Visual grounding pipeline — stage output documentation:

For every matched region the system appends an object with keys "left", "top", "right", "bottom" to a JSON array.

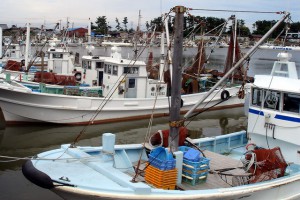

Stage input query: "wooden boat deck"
[
  {"left": 179, "top": 150, "right": 247, "bottom": 190},
  {"left": 131, "top": 149, "right": 250, "bottom": 190}
]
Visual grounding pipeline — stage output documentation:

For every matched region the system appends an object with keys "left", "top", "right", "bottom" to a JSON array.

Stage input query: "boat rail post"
[{"left": 102, "top": 133, "right": 116, "bottom": 161}]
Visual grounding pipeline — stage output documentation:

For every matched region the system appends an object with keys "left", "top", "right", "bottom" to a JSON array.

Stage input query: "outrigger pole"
[{"left": 184, "top": 11, "right": 290, "bottom": 119}]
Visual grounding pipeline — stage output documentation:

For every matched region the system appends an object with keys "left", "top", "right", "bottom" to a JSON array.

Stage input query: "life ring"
[
  {"left": 74, "top": 72, "right": 82, "bottom": 82},
  {"left": 221, "top": 90, "right": 230, "bottom": 100}
]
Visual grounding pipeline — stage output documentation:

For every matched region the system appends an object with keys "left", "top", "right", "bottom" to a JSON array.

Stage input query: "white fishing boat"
[
  {"left": 0, "top": 58, "right": 242, "bottom": 125},
  {"left": 259, "top": 44, "right": 300, "bottom": 51},
  {"left": 21, "top": 7, "right": 300, "bottom": 200},
  {"left": 0, "top": 15, "right": 244, "bottom": 125}
]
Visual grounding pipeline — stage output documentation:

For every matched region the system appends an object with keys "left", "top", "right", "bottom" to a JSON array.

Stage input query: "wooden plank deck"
[
  {"left": 129, "top": 150, "right": 250, "bottom": 190},
  {"left": 179, "top": 150, "right": 249, "bottom": 190}
]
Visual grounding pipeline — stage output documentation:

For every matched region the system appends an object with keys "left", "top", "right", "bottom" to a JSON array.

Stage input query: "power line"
[{"left": 188, "top": 8, "right": 285, "bottom": 14}]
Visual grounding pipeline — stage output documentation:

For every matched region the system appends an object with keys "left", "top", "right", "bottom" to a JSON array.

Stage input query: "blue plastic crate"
[
  {"left": 183, "top": 164, "right": 209, "bottom": 174},
  {"left": 183, "top": 170, "right": 208, "bottom": 179},
  {"left": 179, "top": 146, "right": 203, "bottom": 162},
  {"left": 183, "top": 157, "right": 210, "bottom": 170},
  {"left": 184, "top": 148, "right": 200, "bottom": 161},
  {"left": 182, "top": 172, "right": 208, "bottom": 186},
  {"left": 148, "top": 154, "right": 176, "bottom": 170}
]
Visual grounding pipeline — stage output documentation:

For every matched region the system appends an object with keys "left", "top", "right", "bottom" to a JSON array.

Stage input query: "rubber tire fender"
[{"left": 221, "top": 90, "right": 230, "bottom": 100}]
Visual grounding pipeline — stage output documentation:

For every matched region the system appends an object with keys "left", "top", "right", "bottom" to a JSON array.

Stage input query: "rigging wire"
[
  {"left": 188, "top": 8, "right": 285, "bottom": 14},
  {"left": 71, "top": 24, "right": 160, "bottom": 146}
]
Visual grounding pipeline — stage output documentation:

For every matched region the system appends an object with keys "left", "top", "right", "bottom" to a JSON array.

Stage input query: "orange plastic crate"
[{"left": 145, "top": 164, "right": 177, "bottom": 189}]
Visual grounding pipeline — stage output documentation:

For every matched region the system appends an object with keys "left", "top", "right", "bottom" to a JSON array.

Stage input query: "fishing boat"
[
  {"left": 0, "top": 47, "right": 242, "bottom": 125},
  {"left": 0, "top": 16, "right": 245, "bottom": 126},
  {"left": 259, "top": 44, "right": 300, "bottom": 51},
  {"left": 21, "top": 6, "right": 300, "bottom": 199}
]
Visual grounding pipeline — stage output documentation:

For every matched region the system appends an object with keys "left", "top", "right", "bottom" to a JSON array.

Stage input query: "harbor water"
[{"left": 0, "top": 46, "right": 300, "bottom": 199}]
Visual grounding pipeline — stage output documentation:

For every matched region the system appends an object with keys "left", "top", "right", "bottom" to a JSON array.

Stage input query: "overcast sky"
[{"left": 1, "top": 0, "right": 299, "bottom": 30}]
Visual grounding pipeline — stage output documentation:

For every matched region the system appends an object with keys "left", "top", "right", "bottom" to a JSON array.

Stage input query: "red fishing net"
[{"left": 245, "top": 147, "right": 288, "bottom": 183}]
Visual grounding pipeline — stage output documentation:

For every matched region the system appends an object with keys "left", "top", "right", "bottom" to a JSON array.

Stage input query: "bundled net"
[{"left": 244, "top": 147, "right": 288, "bottom": 183}]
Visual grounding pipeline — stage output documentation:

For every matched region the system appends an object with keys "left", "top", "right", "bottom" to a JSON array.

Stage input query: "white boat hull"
[
  {"left": 0, "top": 85, "right": 243, "bottom": 125},
  {"left": 22, "top": 132, "right": 300, "bottom": 200},
  {"left": 52, "top": 179, "right": 300, "bottom": 200}
]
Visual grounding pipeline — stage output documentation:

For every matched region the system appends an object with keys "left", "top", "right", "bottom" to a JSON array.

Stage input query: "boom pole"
[{"left": 184, "top": 11, "right": 290, "bottom": 119}]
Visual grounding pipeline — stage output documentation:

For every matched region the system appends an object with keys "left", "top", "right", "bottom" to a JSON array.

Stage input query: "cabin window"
[
  {"left": 96, "top": 62, "right": 104, "bottom": 69},
  {"left": 104, "top": 64, "right": 108, "bottom": 73},
  {"left": 264, "top": 90, "right": 280, "bottom": 110},
  {"left": 53, "top": 53, "right": 63, "bottom": 59},
  {"left": 112, "top": 65, "right": 118, "bottom": 75},
  {"left": 252, "top": 88, "right": 263, "bottom": 107},
  {"left": 82, "top": 60, "right": 91, "bottom": 69},
  {"left": 273, "top": 63, "right": 289, "bottom": 77},
  {"left": 124, "top": 67, "right": 139, "bottom": 74},
  {"left": 128, "top": 79, "right": 136, "bottom": 88},
  {"left": 107, "top": 65, "right": 112, "bottom": 74},
  {"left": 283, "top": 93, "right": 300, "bottom": 113}
]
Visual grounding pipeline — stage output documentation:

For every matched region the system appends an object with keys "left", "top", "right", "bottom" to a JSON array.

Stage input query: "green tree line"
[{"left": 92, "top": 15, "right": 300, "bottom": 38}]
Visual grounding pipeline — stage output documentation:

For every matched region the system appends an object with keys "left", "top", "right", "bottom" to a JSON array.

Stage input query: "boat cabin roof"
[
  {"left": 254, "top": 52, "right": 299, "bottom": 93},
  {"left": 270, "top": 52, "right": 298, "bottom": 79},
  {"left": 254, "top": 75, "right": 300, "bottom": 94}
]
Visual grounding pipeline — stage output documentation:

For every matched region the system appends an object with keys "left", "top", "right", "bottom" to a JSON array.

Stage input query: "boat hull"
[
  {"left": 22, "top": 131, "right": 300, "bottom": 200},
  {"left": 0, "top": 85, "right": 244, "bottom": 125},
  {"left": 51, "top": 180, "right": 300, "bottom": 200}
]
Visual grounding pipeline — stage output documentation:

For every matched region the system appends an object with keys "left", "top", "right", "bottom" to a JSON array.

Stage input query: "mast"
[
  {"left": 0, "top": 27, "right": 2, "bottom": 59},
  {"left": 24, "top": 23, "right": 31, "bottom": 71},
  {"left": 88, "top": 18, "right": 91, "bottom": 44},
  {"left": 164, "top": 14, "right": 172, "bottom": 83},
  {"left": 169, "top": 6, "right": 185, "bottom": 152},
  {"left": 133, "top": 10, "right": 141, "bottom": 59},
  {"left": 159, "top": 23, "right": 165, "bottom": 81},
  {"left": 184, "top": 12, "right": 290, "bottom": 119}
]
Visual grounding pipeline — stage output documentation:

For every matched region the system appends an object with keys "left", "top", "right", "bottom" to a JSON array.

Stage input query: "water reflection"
[{"left": 0, "top": 107, "right": 246, "bottom": 157}]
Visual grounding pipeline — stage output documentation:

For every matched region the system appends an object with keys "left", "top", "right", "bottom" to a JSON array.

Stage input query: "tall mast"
[
  {"left": 24, "top": 23, "right": 31, "bottom": 71},
  {"left": 0, "top": 27, "right": 2, "bottom": 59},
  {"left": 159, "top": 22, "right": 165, "bottom": 81},
  {"left": 169, "top": 6, "right": 185, "bottom": 152},
  {"left": 88, "top": 18, "right": 91, "bottom": 44}
]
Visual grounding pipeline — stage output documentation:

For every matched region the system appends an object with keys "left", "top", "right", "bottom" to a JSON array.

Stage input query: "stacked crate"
[
  {"left": 179, "top": 146, "right": 210, "bottom": 186},
  {"left": 145, "top": 147, "right": 177, "bottom": 189}
]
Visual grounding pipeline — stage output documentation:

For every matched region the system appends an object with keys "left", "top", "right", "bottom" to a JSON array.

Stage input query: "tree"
[
  {"left": 94, "top": 16, "right": 109, "bottom": 34},
  {"left": 115, "top": 18, "right": 121, "bottom": 31},
  {"left": 150, "top": 17, "right": 163, "bottom": 32},
  {"left": 145, "top": 21, "right": 150, "bottom": 31},
  {"left": 290, "top": 22, "right": 300, "bottom": 33},
  {"left": 205, "top": 17, "right": 226, "bottom": 34},
  {"left": 122, "top": 17, "right": 128, "bottom": 31},
  {"left": 252, "top": 20, "right": 285, "bottom": 38},
  {"left": 227, "top": 19, "right": 250, "bottom": 37}
]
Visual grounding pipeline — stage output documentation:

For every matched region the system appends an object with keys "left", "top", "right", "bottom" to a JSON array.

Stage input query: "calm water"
[{"left": 0, "top": 46, "right": 300, "bottom": 199}]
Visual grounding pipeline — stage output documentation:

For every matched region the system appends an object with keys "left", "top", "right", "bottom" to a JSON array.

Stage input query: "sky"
[{"left": 1, "top": 0, "right": 300, "bottom": 31}]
